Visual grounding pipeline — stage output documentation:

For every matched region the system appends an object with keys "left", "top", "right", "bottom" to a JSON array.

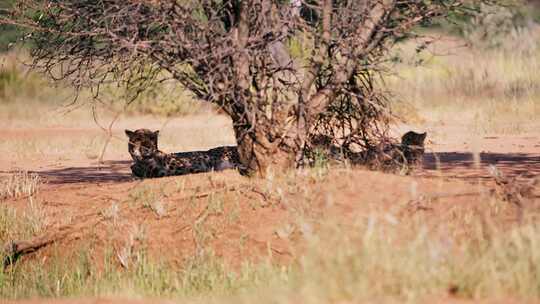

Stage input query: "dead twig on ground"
[
  {"left": 2, "top": 213, "right": 103, "bottom": 267},
  {"left": 405, "top": 191, "right": 490, "bottom": 213}
]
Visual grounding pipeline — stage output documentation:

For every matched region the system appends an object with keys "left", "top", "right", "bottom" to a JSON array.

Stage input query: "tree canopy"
[{"left": 1, "top": 0, "right": 510, "bottom": 176}]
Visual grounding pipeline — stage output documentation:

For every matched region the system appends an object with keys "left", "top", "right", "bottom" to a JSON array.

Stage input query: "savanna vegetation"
[
  {"left": 0, "top": 1, "right": 539, "bottom": 304},
  {"left": 3, "top": 0, "right": 529, "bottom": 176}
]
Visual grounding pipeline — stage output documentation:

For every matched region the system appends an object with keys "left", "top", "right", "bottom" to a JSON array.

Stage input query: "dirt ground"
[{"left": 1, "top": 114, "right": 539, "bottom": 303}]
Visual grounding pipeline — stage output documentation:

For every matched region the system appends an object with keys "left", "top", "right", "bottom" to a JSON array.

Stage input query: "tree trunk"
[{"left": 232, "top": 123, "right": 295, "bottom": 177}]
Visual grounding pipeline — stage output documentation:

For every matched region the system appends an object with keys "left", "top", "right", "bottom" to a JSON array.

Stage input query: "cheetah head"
[
  {"left": 401, "top": 131, "right": 427, "bottom": 150},
  {"left": 125, "top": 129, "right": 160, "bottom": 161}
]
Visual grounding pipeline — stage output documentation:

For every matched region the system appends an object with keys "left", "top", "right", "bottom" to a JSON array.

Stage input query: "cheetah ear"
[
  {"left": 420, "top": 132, "right": 427, "bottom": 141},
  {"left": 125, "top": 129, "right": 134, "bottom": 138},
  {"left": 153, "top": 130, "right": 160, "bottom": 137}
]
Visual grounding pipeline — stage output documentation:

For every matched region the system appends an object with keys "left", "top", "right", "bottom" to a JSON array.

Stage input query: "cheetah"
[
  {"left": 368, "top": 130, "right": 427, "bottom": 173},
  {"left": 400, "top": 130, "right": 427, "bottom": 168},
  {"left": 308, "top": 130, "right": 427, "bottom": 173},
  {"left": 125, "top": 129, "right": 159, "bottom": 163},
  {"left": 125, "top": 129, "right": 241, "bottom": 178}
]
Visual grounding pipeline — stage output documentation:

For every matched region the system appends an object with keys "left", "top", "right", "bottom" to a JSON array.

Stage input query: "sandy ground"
[{"left": 1, "top": 114, "right": 539, "bottom": 303}]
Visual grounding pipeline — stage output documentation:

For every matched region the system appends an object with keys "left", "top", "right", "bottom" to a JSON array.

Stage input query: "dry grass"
[
  {"left": 1, "top": 180, "right": 539, "bottom": 302},
  {"left": 388, "top": 25, "right": 540, "bottom": 134},
  {"left": 0, "top": 198, "right": 45, "bottom": 241},
  {"left": 0, "top": 136, "right": 107, "bottom": 160},
  {"left": 0, "top": 50, "right": 211, "bottom": 126},
  {"left": 0, "top": 171, "right": 42, "bottom": 200},
  {"left": 128, "top": 185, "right": 168, "bottom": 219}
]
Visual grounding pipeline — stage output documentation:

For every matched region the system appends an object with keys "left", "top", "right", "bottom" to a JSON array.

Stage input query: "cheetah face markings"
[
  {"left": 125, "top": 129, "right": 159, "bottom": 162},
  {"left": 400, "top": 131, "right": 427, "bottom": 167},
  {"left": 401, "top": 131, "right": 427, "bottom": 150}
]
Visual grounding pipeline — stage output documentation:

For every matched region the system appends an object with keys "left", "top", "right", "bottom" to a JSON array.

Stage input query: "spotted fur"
[
  {"left": 125, "top": 129, "right": 241, "bottom": 178},
  {"left": 308, "top": 130, "right": 427, "bottom": 174},
  {"left": 125, "top": 129, "right": 159, "bottom": 162}
]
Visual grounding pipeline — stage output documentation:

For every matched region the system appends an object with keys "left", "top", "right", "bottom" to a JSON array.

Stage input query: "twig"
[
  {"left": 405, "top": 191, "right": 490, "bottom": 213},
  {"left": 2, "top": 214, "right": 103, "bottom": 267},
  {"left": 92, "top": 104, "right": 123, "bottom": 166}
]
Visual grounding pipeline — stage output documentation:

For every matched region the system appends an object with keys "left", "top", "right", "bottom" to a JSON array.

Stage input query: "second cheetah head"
[
  {"left": 401, "top": 131, "right": 427, "bottom": 167},
  {"left": 125, "top": 129, "right": 160, "bottom": 161},
  {"left": 401, "top": 131, "right": 427, "bottom": 150}
]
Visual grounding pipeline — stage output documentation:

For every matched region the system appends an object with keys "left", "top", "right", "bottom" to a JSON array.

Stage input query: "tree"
[{"left": 2, "top": 0, "right": 502, "bottom": 176}]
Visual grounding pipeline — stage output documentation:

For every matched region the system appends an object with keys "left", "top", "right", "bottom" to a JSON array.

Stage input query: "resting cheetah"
[
  {"left": 400, "top": 130, "right": 427, "bottom": 167},
  {"left": 309, "top": 130, "right": 427, "bottom": 173},
  {"left": 367, "top": 130, "right": 427, "bottom": 173},
  {"left": 125, "top": 129, "right": 241, "bottom": 178}
]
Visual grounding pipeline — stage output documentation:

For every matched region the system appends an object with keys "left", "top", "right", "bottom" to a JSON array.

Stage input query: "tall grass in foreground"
[
  {"left": 0, "top": 200, "right": 45, "bottom": 241},
  {"left": 2, "top": 205, "right": 540, "bottom": 302}
]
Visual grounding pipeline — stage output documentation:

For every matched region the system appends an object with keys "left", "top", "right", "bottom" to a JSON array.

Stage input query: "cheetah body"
[
  {"left": 308, "top": 130, "right": 427, "bottom": 173},
  {"left": 125, "top": 129, "right": 241, "bottom": 178}
]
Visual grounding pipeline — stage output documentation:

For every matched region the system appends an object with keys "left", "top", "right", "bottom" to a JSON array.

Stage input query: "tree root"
[
  {"left": 2, "top": 234, "right": 64, "bottom": 267},
  {"left": 2, "top": 214, "right": 103, "bottom": 268}
]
